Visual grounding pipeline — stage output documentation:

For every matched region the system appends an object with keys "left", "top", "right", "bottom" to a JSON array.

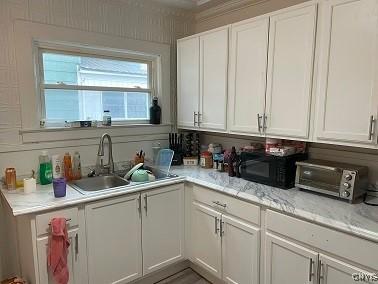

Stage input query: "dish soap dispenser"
[
  {"left": 149, "top": 96, "right": 161, "bottom": 124},
  {"left": 39, "top": 151, "right": 53, "bottom": 185}
]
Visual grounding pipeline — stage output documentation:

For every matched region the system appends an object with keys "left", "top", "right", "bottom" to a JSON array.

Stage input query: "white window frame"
[{"left": 36, "top": 43, "right": 159, "bottom": 127}]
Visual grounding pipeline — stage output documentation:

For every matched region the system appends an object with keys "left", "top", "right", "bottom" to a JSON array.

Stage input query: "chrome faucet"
[{"left": 97, "top": 133, "right": 114, "bottom": 175}]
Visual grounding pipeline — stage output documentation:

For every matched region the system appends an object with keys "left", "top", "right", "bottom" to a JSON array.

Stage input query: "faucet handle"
[{"left": 88, "top": 168, "right": 97, "bottom": 177}]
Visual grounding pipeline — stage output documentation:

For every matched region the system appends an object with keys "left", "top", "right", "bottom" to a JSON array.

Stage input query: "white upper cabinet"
[
  {"left": 315, "top": 0, "right": 378, "bottom": 144},
  {"left": 228, "top": 17, "right": 269, "bottom": 135},
  {"left": 177, "top": 36, "right": 200, "bottom": 129},
  {"left": 199, "top": 27, "right": 229, "bottom": 131},
  {"left": 265, "top": 4, "right": 317, "bottom": 139}
]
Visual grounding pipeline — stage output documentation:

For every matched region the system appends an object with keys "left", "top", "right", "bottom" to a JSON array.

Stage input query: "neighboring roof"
[{"left": 79, "top": 57, "right": 148, "bottom": 76}]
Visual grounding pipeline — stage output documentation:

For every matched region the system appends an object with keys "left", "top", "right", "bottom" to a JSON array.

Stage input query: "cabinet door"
[
  {"left": 85, "top": 194, "right": 142, "bottom": 284},
  {"left": 142, "top": 185, "right": 185, "bottom": 275},
  {"left": 315, "top": 0, "right": 378, "bottom": 144},
  {"left": 36, "top": 228, "right": 81, "bottom": 284},
  {"left": 177, "top": 36, "right": 200, "bottom": 129},
  {"left": 265, "top": 4, "right": 317, "bottom": 139},
  {"left": 222, "top": 215, "right": 260, "bottom": 284},
  {"left": 265, "top": 233, "right": 318, "bottom": 284},
  {"left": 228, "top": 18, "right": 269, "bottom": 135},
  {"left": 199, "top": 27, "right": 229, "bottom": 131},
  {"left": 319, "top": 254, "right": 376, "bottom": 284},
  {"left": 191, "top": 202, "right": 222, "bottom": 278}
]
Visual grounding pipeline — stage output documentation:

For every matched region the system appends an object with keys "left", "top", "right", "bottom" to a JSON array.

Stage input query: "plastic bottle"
[
  {"left": 39, "top": 151, "right": 53, "bottom": 185},
  {"left": 63, "top": 152, "right": 73, "bottom": 181},
  {"left": 51, "top": 154, "right": 63, "bottom": 179},
  {"left": 149, "top": 97, "right": 161, "bottom": 124},
  {"left": 72, "top": 151, "right": 82, "bottom": 180},
  {"left": 103, "top": 110, "right": 112, "bottom": 126}
]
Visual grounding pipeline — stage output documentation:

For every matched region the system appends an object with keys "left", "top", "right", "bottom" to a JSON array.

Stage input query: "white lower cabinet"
[
  {"left": 191, "top": 199, "right": 260, "bottom": 284},
  {"left": 85, "top": 194, "right": 142, "bottom": 284},
  {"left": 265, "top": 233, "right": 318, "bottom": 284},
  {"left": 222, "top": 215, "right": 260, "bottom": 284},
  {"left": 319, "top": 254, "right": 375, "bottom": 284},
  {"left": 142, "top": 185, "right": 185, "bottom": 275},
  {"left": 85, "top": 184, "right": 184, "bottom": 284},
  {"left": 36, "top": 228, "right": 81, "bottom": 284},
  {"left": 191, "top": 202, "right": 223, "bottom": 278}
]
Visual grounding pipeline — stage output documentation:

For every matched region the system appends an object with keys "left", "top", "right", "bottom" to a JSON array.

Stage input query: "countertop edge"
[{"left": 2, "top": 174, "right": 378, "bottom": 243}]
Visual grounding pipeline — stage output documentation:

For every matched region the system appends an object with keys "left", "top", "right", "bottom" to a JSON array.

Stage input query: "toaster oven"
[{"left": 295, "top": 160, "right": 368, "bottom": 203}]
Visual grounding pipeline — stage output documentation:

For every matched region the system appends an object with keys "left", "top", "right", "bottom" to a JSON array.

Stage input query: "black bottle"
[{"left": 149, "top": 96, "right": 161, "bottom": 124}]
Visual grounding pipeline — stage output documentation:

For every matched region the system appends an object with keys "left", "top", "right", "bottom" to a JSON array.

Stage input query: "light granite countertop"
[{"left": 1, "top": 166, "right": 378, "bottom": 243}]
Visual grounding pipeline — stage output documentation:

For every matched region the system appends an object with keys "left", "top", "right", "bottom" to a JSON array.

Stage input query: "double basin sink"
[{"left": 69, "top": 167, "right": 178, "bottom": 194}]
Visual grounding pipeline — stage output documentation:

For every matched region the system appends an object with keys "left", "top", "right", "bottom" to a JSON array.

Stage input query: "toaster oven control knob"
[
  {"left": 344, "top": 174, "right": 353, "bottom": 181},
  {"left": 342, "top": 190, "right": 350, "bottom": 198},
  {"left": 343, "top": 182, "right": 351, "bottom": 189}
]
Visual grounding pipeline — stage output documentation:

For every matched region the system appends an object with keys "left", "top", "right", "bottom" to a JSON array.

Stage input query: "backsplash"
[{"left": 200, "top": 132, "right": 378, "bottom": 184}]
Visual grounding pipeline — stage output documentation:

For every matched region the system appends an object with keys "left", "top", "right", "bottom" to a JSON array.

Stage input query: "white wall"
[{"left": 0, "top": 0, "right": 194, "bottom": 176}]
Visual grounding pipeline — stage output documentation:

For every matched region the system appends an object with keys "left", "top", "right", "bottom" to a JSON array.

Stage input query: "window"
[{"left": 39, "top": 50, "right": 154, "bottom": 125}]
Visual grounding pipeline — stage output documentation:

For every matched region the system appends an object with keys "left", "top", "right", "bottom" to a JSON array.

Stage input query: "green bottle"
[{"left": 39, "top": 150, "right": 53, "bottom": 185}]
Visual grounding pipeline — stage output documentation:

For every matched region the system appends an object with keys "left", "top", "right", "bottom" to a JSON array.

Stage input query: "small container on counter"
[
  {"left": 72, "top": 151, "right": 82, "bottom": 180},
  {"left": 39, "top": 151, "right": 53, "bottom": 185},
  {"left": 63, "top": 152, "right": 73, "bottom": 181},
  {"left": 23, "top": 177, "right": 36, "bottom": 194},
  {"left": 53, "top": 178, "right": 67, "bottom": 198},
  {"left": 52, "top": 154, "right": 63, "bottom": 179},
  {"left": 102, "top": 110, "right": 112, "bottom": 126},
  {"left": 5, "top": 168, "right": 16, "bottom": 191},
  {"left": 200, "top": 151, "right": 213, "bottom": 169}
]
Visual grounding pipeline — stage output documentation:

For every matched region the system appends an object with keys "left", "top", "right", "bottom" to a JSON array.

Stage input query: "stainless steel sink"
[{"left": 70, "top": 175, "right": 130, "bottom": 193}]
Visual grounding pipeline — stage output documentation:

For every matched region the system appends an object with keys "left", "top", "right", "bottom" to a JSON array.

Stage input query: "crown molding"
[
  {"left": 121, "top": 0, "right": 195, "bottom": 19},
  {"left": 195, "top": 0, "right": 269, "bottom": 22}
]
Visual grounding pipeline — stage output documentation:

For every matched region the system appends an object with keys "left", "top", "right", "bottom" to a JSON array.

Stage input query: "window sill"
[{"left": 20, "top": 124, "right": 172, "bottom": 144}]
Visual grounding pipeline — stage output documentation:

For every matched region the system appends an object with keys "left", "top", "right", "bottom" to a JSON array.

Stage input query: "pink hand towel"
[{"left": 48, "top": 218, "right": 70, "bottom": 284}]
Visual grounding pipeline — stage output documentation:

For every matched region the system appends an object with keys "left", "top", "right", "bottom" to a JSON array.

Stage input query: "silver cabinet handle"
[
  {"left": 144, "top": 194, "right": 148, "bottom": 216},
  {"left": 198, "top": 113, "right": 202, "bottom": 126},
  {"left": 220, "top": 220, "right": 224, "bottom": 237},
  {"left": 257, "top": 114, "right": 263, "bottom": 133},
  {"left": 214, "top": 217, "right": 219, "bottom": 235},
  {"left": 263, "top": 114, "right": 267, "bottom": 131},
  {"left": 318, "top": 260, "right": 323, "bottom": 281},
  {"left": 194, "top": 112, "right": 198, "bottom": 126},
  {"left": 212, "top": 200, "right": 227, "bottom": 208},
  {"left": 369, "top": 115, "right": 375, "bottom": 140},
  {"left": 309, "top": 258, "right": 314, "bottom": 282},
  {"left": 75, "top": 233, "right": 79, "bottom": 256},
  {"left": 138, "top": 195, "right": 142, "bottom": 218}
]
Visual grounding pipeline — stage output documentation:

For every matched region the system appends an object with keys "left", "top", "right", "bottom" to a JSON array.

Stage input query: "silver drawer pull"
[
  {"left": 212, "top": 201, "right": 227, "bottom": 208},
  {"left": 48, "top": 218, "right": 71, "bottom": 226},
  {"left": 369, "top": 115, "right": 375, "bottom": 140}
]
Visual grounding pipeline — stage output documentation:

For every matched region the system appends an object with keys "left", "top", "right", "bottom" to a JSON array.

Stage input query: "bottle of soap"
[
  {"left": 39, "top": 151, "right": 53, "bottom": 185},
  {"left": 72, "top": 151, "right": 82, "bottom": 180},
  {"left": 63, "top": 152, "right": 73, "bottom": 181}
]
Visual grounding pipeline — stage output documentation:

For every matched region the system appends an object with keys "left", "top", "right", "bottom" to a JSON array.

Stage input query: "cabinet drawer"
[
  {"left": 266, "top": 210, "right": 378, "bottom": 270},
  {"left": 192, "top": 185, "right": 260, "bottom": 225},
  {"left": 36, "top": 207, "right": 79, "bottom": 236}
]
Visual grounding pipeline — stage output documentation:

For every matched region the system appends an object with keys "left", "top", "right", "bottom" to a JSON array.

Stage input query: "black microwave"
[{"left": 240, "top": 151, "right": 308, "bottom": 189}]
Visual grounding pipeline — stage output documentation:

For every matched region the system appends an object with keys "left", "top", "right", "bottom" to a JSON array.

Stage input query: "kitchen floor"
[{"left": 156, "top": 268, "right": 210, "bottom": 284}]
